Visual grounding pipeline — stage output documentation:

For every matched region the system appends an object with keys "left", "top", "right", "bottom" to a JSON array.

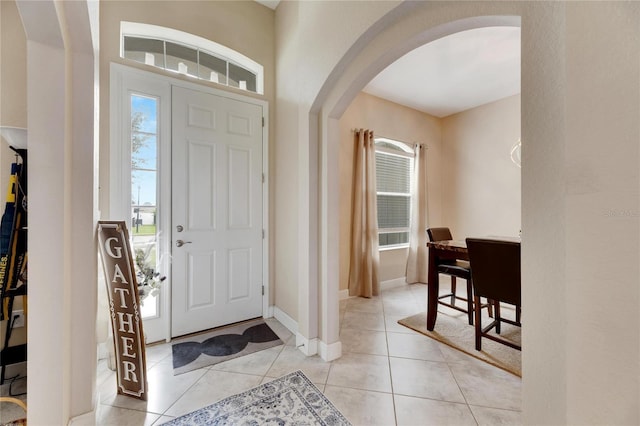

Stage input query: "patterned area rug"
[
  {"left": 162, "top": 370, "right": 351, "bottom": 425},
  {"left": 172, "top": 318, "right": 283, "bottom": 375},
  {"left": 399, "top": 306, "right": 521, "bottom": 377}
]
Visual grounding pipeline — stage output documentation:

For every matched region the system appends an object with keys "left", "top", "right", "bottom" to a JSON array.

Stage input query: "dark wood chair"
[
  {"left": 466, "top": 238, "right": 522, "bottom": 351},
  {"left": 427, "top": 227, "right": 474, "bottom": 325}
]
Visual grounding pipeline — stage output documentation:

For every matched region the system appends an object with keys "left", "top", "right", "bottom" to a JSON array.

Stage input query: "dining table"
[{"left": 426, "top": 236, "right": 520, "bottom": 331}]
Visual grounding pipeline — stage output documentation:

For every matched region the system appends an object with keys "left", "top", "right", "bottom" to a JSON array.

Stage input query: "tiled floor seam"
[{"left": 381, "top": 290, "right": 400, "bottom": 426}]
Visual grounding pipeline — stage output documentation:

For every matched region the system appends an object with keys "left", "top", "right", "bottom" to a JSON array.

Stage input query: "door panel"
[{"left": 172, "top": 86, "right": 263, "bottom": 337}]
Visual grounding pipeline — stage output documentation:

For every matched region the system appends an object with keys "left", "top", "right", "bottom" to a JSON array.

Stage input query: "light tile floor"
[{"left": 96, "top": 283, "right": 522, "bottom": 425}]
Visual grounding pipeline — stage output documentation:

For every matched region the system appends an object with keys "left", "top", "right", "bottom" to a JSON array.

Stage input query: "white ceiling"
[
  {"left": 364, "top": 26, "right": 521, "bottom": 118},
  {"left": 255, "top": 0, "right": 280, "bottom": 10},
  {"left": 252, "top": 1, "right": 520, "bottom": 118}
]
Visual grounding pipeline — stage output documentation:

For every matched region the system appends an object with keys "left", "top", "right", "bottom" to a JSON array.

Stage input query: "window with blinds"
[{"left": 375, "top": 138, "right": 414, "bottom": 249}]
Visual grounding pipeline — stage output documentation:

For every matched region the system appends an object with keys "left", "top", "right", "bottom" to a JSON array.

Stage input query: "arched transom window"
[{"left": 120, "top": 22, "right": 264, "bottom": 94}]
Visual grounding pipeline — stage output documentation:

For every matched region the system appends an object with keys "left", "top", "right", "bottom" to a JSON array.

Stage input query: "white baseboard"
[
  {"left": 272, "top": 306, "right": 298, "bottom": 336},
  {"left": 380, "top": 277, "right": 407, "bottom": 291},
  {"left": 296, "top": 333, "right": 318, "bottom": 356},
  {"left": 339, "top": 278, "right": 406, "bottom": 300},
  {"left": 271, "top": 305, "right": 342, "bottom": 360},
  {"left": 68, "top": 403, "right": 98, "bottom": 426},
  {"left": 318, "top": 340, "right": 342, "bottom": 362},
  {"left": 263, "top": 305, "right": 275, "bottom": 319}
]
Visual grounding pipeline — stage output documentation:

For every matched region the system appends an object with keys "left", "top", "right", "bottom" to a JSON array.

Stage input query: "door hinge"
[
  {"left": 262, "top": 229, "right": 265, "bottom": 239},
  {"left": 262, "top": 285, "right": 265, "bottom": 295},
  {"left": 262, "top": 173, "right": 265, "bottom": 183},
  {"left": 262, "top": 117, "right": 265, "bottom": 127}
]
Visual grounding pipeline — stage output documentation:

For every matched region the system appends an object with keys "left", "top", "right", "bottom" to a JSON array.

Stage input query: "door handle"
[{"left": 176, "top": 240, "right": 192, "bottom": 247}]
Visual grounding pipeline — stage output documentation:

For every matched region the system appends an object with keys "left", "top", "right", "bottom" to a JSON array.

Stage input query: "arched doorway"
[
  {"left": 308, "top": 11, "right": 521, "bottom": 360},
  {"left": 288, "top": 2, "right": 569, "bottom": 422}
]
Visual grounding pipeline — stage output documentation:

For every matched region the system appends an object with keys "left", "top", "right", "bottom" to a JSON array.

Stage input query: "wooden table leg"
[{"left": 427, "top": 247, "right": 439, "bottom": 331}]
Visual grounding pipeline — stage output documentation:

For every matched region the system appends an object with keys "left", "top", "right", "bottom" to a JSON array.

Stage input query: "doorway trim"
[{"left": 109, "top": 63, "right": 270, "bottom": 342}]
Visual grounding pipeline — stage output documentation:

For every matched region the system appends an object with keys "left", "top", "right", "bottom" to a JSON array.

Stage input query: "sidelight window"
[{"left": 130, "top": 94, "right": 159, "bottom": 318}]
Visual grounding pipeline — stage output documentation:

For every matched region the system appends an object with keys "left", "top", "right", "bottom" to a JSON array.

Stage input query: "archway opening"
[{"left": 309, "top": 13, "right": 522, "bottom": 360}]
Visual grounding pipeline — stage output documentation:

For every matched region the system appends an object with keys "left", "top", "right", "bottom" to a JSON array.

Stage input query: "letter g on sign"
[{"left": 105, "top": 237, "right": 123, "bottom": 258}]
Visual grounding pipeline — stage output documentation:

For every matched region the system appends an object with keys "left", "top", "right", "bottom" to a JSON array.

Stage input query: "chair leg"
[
  {"left": 450, "top": 277, "right": 457, "bottom": 305},
  {"left": 474, "top": 295, "right": 482, "bottom": 351},
  {"left": 486, "top": 298, "right": 494, "bottom": 318},
  {"left": 495, "top": 302, "right": 501, "bottom": 334},
  {"left": 466, "top": 279, "right": 473, "bottom": 325}
]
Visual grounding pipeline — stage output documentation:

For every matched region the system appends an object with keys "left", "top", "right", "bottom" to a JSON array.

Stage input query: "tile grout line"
[{"left": 380, "top": 292, "right": 400, "bottom": 426}]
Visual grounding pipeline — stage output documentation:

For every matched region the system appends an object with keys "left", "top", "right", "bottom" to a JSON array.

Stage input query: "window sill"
[{"left": 379, "top": 245, "right": 409, "bottom": 252}]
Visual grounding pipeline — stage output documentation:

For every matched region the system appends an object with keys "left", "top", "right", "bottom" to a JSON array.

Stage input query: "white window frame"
[
  {"left": 110, "top": 64, "right": 172, "bottom": 343},
  {"left": 120, "top": 22, "right": 264, "bottom": 94},
  {"left": 375, "top": 137, "right": 414, "bottom": 251}
]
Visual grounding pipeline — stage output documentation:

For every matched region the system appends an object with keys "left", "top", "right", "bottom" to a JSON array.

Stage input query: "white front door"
[{"left": 171, "top": 86, "right": 264, "bottom": 337}]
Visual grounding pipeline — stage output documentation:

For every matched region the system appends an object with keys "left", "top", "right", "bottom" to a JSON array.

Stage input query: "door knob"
[{"left": 176, "top": 240, "right": 192, "bottom": 247}]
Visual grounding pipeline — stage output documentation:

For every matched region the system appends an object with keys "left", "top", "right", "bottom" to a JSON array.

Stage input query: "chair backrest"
[
  {"left": 466, "top": 238, "right": 521, "bottom": 306},
  {"left": 427, "top": 227, "right": 453, "bottom": 242}
]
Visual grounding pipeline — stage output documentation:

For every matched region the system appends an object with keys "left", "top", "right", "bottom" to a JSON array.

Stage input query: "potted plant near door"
[{"left": 134, "top": 246, "right": 166, "bottom": 305}]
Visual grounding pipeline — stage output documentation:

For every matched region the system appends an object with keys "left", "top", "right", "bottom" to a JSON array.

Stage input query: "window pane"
[
  {"left": 131, "top": 204, "right": 157, "bottom": 235},
  {"left": 379, "top": 232, "right": 409, "bottom": 247},
  {"left": 377, "top": 195, "right": 410, "bottom": 229},
  {"left": 131, "top": 95, "right": 158, "bottom": 169},
  {"left": 129, "top": 93, "right": 161, "bottom": 321},
  {"left": 123, "top": 36, "right": 165, "bottom": 67},
  {"left": 199, "top": 51, "right": 228, "bottom": 84},
  {"left": 132, "top": 170, "right": 157, "bottom": 206},
  {"left": 376, "top": 153, "right": 411, "bottom": 193},
  {"left": 132, "top": 135, "right": 157, "bottom": 170},
  {"left": 165, "top": 42, "right": 198, "bottom": 77},
  {"left": 132, "top": 233, "right": 157, "bottom": 318},
  {"left": 131, "top": 95, "right": 158, "bottom": 133},
  {"left": 228, "top": 62, "right": 257, "bottom": 92}
]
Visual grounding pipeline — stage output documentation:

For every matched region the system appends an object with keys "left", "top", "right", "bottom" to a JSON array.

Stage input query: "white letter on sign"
[
  {"left": 112, "top": 264, "right": 129, "bottom": 284},
  {"left": 121, "top": 336, "right": 137, "bottom": 358},
  {"left": 122, "top": 361, "right": 139, "bottom": 383},
  {"left": 105, "top": 237, "right": 123, "bottom": 258},
  {"left": 117, "top": 312, "right": 135, "bottom": 334},
  {"left": 113, "top": 287, "right": 130, "bottom": 308}
]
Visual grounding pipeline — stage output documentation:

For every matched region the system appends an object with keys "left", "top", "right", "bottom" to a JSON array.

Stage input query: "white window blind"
[{"left": 375, "top": 139, "right": 413, "bottom": 248}]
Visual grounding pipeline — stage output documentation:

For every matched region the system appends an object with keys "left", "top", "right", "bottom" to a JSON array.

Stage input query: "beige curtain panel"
[
  {"left": 348, "top": 129, "right": 380, "bottom": 297},
  {"left": 406, "top": 143, "right": 429, "bottom": 284}
]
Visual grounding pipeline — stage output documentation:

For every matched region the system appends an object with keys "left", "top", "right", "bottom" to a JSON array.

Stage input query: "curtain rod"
[{"left": 351, "top": 129, "right": 427, "bottom": 149}]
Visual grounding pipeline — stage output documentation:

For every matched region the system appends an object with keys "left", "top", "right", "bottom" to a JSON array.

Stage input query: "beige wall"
[
  {"left": 564, "top": 2, "right": 639, "bottom": 422},
  {"left": 0, "top": 0, "right": 27, "bottom": 129},
  {"left": 0, "top": 0, "right": 27, "bottom": 351},
  {"left": 440, "top": 94, "right": 521, "bottom": 239},
  {"left": 279, "top": 1, "right": 640, "bottom": 423},
  {"left": 6, "top": 1, "right": 640, "bottom": 423},
  {"left": 0, "top": 0, "right": 27, "bottom": 210},
  {"left": 275, "top": 0, "right": 400, "bottom": 322},
  {"left": 338, "top": 93, "right": 520, "bottom": 290},
  {"left": 99, "top": 0, "right": 276, "bottom": 297},
  {"left": 338, "top": 92, "right": 442, "bottom": 289}
]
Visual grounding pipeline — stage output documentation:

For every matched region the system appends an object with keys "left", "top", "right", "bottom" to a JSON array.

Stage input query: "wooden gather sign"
[{"left": 97, "top": 221, "right": 148, "bottom": 400}]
